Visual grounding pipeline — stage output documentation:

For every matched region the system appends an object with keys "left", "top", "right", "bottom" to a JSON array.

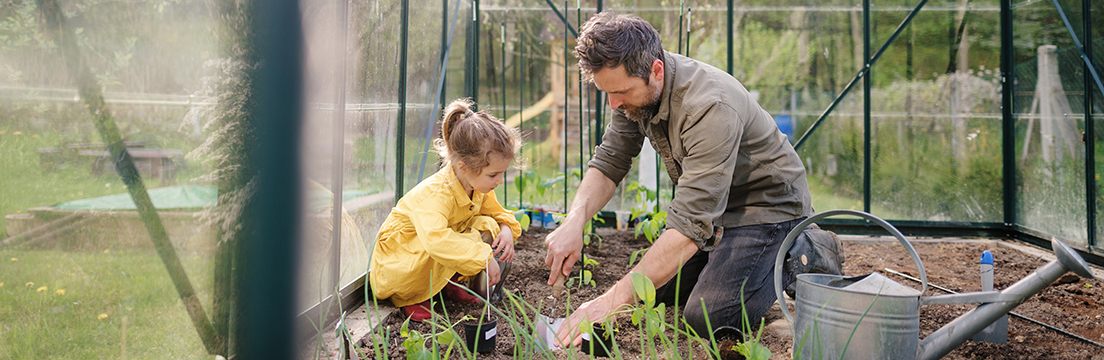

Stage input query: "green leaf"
[
  {"left": 579, "top": 321, "right": 594, "bottom": 334},
  {"left": 735, "top": 341, "right": 772, "bottom": 360},
  {"left": 629, "top": 248, "right": 647, "bottom": 267},
  {"left": 631, "top": 272, "right": 656, "bottom": 308},
  {"left": 437, "top": 330, "right": 456, "bottom": 345},
  {"left": 515, "top": 211, "right": 530, "bottom": 231},
  {"left": 582, "top": 270, "right": 593, "bottom": 285}
]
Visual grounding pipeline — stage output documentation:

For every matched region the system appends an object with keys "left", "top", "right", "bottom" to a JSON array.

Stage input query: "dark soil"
[{"left": 363, "top": 228, "right": 1104, "bottom": 359}]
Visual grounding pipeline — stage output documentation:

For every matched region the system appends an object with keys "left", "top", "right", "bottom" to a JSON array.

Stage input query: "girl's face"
[{"left": 459, "top": 155, "right": 511, "bottom": 195}]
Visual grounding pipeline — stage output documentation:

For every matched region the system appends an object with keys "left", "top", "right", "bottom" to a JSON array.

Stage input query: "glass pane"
[
  {"left": 343, "top": 0, "right": 403, "bottom": 322},
  {"left": 401, "top": 0, "right": 448, "bottom": 195},
  {"left": 1, "top": 0, "right": 220, "bottom": 358},
  {"left": 869, "top": 0, "right": 1004, "bottom": 222},
  {"left": 1013, "top": 0, "right": 1087, "bottom": 244}
]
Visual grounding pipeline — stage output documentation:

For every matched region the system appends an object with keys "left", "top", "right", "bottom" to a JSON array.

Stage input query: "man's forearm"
[
  {"left": 563, "top": 167, "right": 617, "bottom": 227},
  {"left": 604, "top": 228, "right": 700, "bottom": 306}
]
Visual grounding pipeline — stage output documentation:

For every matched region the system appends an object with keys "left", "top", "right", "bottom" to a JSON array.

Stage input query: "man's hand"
[
  {"left": 493, "top": 225, "right": 515, "bottom": 262},
  {"left": 554, "top": 287, "right": 627, "bottom": 348},
  {"left": 544, "top": 220, "right": 585, "bottom": 286}
]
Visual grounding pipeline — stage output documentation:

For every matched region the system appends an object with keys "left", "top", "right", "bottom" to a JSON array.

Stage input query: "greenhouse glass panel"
[
  {"left": 401, "top": 0, "right": 449, "bottom": 196},
  {"left": 1, "top": 0, "right": 225, "bottom": 358},
  {"left": 342, "top": 0, "right": 404, "bottom": 278},
  {"left": 1013, "top": 0, "right": 1087, "bottom": 245},
  {"left": 869, "top": 0, "right": 1004, "bottom": 222}
]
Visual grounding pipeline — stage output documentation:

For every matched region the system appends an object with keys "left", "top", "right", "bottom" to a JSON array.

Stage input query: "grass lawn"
[
  {"left": 0, "top": 128, "right": 125, "bottom": 237},
  {"left": 0, "top": 248, "right": 215, "bottom": 359},
  {"left": 0, "top": 126, "right": 204, "bottom": 237},
  {"left": 808, "top": 179, "right": 903, "bottom": 220},
  {"left": 1, "top": 127, "right": 219, "bottom": 358}
]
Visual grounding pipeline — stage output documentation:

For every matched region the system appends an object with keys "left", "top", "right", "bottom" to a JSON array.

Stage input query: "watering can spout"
[
  {"left": 775, "top": 210, "right": 1097, "bottom": 360},
  {"left": 915, "top": 238, "right": 1095, "bottom": 360}
]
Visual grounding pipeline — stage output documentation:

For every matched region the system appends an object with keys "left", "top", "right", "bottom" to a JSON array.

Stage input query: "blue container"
[
  {"left": 774, "top": 114, "right": 794, "bottom": 143},
  {"left": 543, "top": 211, "right": 557, "bottom": 229},
  {"left": 528, "top": 209, "right": 544, "bottom": 228}
]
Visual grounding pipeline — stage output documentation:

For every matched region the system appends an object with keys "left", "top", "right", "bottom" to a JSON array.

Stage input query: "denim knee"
[{"left": 682, "top": 297, "right": 710, "bottom": 338}]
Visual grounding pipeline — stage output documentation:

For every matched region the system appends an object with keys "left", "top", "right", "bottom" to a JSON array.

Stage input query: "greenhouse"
[{"left": 1, "top": 0, "right": 1102, "bottom": 359}]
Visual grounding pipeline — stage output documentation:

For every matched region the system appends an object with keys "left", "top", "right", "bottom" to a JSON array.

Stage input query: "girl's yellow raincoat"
[{"left": 370, "top": 166, "right": 521, "bottom": 307}]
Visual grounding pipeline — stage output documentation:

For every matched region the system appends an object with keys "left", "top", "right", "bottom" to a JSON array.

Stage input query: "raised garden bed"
[{"left": 359, "top": 227, "right": 1103, "bottom": 359}]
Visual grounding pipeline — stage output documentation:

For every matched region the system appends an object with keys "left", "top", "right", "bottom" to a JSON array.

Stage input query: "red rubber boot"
[{"left": 402, "top": 300, "right": 432, "bottom": 322}]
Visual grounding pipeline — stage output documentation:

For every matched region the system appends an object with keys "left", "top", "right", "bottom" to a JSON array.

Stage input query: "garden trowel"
[{"left": 534, "top": 276, "right": 568, "bottom": 350}]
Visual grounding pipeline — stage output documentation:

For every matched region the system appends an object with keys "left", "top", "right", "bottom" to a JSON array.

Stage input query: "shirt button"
[{"left": 469, "top": 205, "right": 474, "bottom": 210}]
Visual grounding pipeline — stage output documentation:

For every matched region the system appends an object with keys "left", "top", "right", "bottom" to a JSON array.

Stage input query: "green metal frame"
[
  {"left": 263, "top": 0, "right": 1104, "bottom": 352},
  {"left": 240, "top": 0, "right": 302, "bottom": 357}
]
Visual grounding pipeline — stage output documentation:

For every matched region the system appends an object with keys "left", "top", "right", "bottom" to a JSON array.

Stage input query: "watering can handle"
[{"left": 772, "top": 210, "right": 928, "bottom": 334}]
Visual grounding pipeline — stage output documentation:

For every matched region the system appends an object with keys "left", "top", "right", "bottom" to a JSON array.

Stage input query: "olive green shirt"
[{"left": 589, "top": 52, "right": 814, "bottom": 250}]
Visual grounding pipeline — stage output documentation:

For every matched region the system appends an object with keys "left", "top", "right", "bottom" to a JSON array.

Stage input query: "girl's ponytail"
[
  {"left": 440, "top": 98, "right": 474, "bottom": 144},
  {"left": 435, "top": 98, "right": 521, "bottom": 174}
]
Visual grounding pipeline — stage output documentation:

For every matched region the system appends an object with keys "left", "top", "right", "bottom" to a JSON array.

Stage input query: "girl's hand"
[
  {"left": 486, "top": 255, "right": 501, "bottom": 287},
  {"left": 493, "top": 225, "right": 515, "bottom": 262}
]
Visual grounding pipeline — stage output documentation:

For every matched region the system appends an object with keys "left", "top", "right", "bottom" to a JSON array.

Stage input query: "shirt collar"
[{"left": 443, "top": 165, "right": 477, "bottom": 206}]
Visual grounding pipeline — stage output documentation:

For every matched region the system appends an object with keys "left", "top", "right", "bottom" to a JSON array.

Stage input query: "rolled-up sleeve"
[
  {"left": 408, "top": 193, "right": 492, "bottom": 276},
  {"left": 480, "top": 190, "right": 522, "bottom": 241},
  {"left": 666, "top": 101, "right": 742, "bottom": 250},
  {"left": 587, "top": 111, "right": 645, "bottom": 184}
]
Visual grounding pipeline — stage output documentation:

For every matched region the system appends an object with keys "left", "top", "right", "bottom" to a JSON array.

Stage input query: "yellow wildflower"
[
  {"left": 0, "top": 130, "right": 5, "bottom": 134},
  {"left": 12, "top": 131, "right": 21, "bottom": 135},
  {"left": 56, "top": 289, "right": 65, "bottom": 295},
  {"left": 31, "top": 134, "right": 39, "bottom": 138},
  {"left": 98, "top": 313, "right": 108, "bottom": 320},
  {"left": 1, "top": 282, "right": 4, "bottom": 287},
  {"left": 25, "top": 282, "right": 33, "bottom": 287},
  {"left": 10, "top": 258, "right": 16, "bottom": 261},
  {"left": 37, "top": 286, "right": 47, "bottom": 292},
  {"left": 104, "top": 249, "right": 110, "bottom": 254}
]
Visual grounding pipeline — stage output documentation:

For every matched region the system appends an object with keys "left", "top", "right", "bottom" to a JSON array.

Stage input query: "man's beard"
[{"left": 619, "top": 82, "right": 662, "bottom": 122}]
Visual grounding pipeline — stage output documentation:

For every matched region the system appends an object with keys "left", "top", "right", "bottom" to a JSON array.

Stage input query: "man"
[{"left": 545, "top": 12, "right": 840, "bottom": 346}]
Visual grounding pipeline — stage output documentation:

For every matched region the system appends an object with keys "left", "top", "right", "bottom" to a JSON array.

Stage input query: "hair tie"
[{"left": 464, "top": 109, "right": 475, "bottom": 117}]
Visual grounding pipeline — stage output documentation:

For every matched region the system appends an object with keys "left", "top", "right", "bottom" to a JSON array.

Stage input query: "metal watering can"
[{"left": 772, "top": 210, "right": 1096, "bottom": 360}]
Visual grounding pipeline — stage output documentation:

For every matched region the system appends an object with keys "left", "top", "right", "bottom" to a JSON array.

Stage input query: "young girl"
[{"left": 370, "top": 99, "right": 522, "bottom": 321}]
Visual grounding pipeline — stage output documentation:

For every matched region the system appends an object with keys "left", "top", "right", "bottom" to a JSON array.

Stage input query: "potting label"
[{"left": 485, "top": 327, "right": 497, "bottom": 339}]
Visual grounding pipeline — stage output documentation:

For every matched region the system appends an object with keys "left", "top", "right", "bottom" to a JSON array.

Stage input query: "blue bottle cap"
[{"left": 980, "top": 250, "right": 993, "bottom": 265}]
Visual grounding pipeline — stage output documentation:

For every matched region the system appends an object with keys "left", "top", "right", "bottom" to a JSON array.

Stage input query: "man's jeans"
[{"left": 655, "top": 218, "right": 804, "bottom": 338}]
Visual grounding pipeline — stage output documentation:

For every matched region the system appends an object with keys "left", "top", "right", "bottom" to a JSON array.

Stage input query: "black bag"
[{"left": 783, "top": 224, "right": 845, "bottom": 298}]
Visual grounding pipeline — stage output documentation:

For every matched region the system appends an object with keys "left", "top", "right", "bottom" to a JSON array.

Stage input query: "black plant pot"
[
  {"left": 462, "top": 316, "right": 497, "bottom": 354},
  {"left": 712, "top": 326, "right": 746, "bottom": 360},
  {"left": 580, "top": 324, "right": 615, "bottom": 357}
]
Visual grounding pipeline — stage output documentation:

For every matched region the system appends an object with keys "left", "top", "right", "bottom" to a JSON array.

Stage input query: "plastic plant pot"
[
  {"left": 462, "top": 315, "right": 497, "bottom": 354},
  {"left": 712, "top": 326, "right": 745, "bottom": 360},
  {"left": 580, "top": 323, "right": 614, "bottom": 357}
]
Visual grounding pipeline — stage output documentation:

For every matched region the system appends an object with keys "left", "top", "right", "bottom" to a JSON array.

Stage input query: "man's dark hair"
[{"left": 574, "top": 12, "right": 663, "bottom": 84}]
